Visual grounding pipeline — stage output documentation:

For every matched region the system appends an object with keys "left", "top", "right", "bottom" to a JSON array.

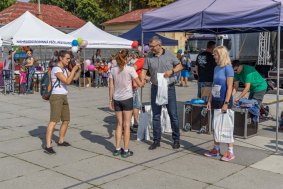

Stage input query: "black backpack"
[{"left": 40, "top": 67, "right": 63, "bottom": 100}]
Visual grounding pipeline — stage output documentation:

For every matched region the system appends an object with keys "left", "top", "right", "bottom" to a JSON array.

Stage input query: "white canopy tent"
[
  {"left": 69, "top": 21, "right": 133, "bottom": 49},
  {"left": 0, "top": 11, "right": 74, "bottom": 47}
]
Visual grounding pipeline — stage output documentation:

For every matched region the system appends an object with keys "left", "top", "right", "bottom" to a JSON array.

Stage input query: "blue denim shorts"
[{"left": 133, "top": 89, "right": 141, "bottom": 109}]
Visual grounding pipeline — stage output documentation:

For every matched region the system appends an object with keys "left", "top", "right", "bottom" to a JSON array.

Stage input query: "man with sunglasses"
[
  {"left": 232, "top": 60, "right": 267, "bottom": 106},
  {"left": 140, "top": 36, "right": 183, "bottom": 150}
]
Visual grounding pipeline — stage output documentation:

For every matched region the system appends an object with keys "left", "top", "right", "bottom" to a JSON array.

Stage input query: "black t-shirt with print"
[{"left": 195, "top": 51, "right": 216, "bottom": 82}]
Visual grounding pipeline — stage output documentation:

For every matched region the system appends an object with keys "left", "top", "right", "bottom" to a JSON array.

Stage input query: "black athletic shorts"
[{"left": 114, "top": 98, "right": 133, "bottom": 111}]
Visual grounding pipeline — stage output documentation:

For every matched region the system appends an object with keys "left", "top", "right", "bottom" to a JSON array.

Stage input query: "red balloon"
[{"left": 131, "top": 41, "right": 138, "bottom": 48}]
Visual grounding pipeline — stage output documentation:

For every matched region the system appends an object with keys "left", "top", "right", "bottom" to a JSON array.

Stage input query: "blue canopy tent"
[
  {"left": 142, "top": 0, "right": 283, "bottom": 151},
  {"left": 142, "top": 0, "right": 282, "bottom": 34},
  {"left": 119, "top": 24, "right": 178, "bottom": 46}
]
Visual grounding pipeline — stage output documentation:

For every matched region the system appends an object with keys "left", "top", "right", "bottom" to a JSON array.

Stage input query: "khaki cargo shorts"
[{"left": 49, "top": 94, "right": 70, "bottom": 122}]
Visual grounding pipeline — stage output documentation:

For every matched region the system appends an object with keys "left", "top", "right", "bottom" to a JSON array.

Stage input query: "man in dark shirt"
[{"left": 195, "top": 41, "right": 216, "bottom": 98}]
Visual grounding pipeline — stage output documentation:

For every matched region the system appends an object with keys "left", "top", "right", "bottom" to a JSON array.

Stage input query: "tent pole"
[
  {"left": 276, "top": 25, "right": 281, "bottom": 152},
  {"left": 44, "top": 46, "right": 46, "bottom": 71},
  {"left": 83, "top": 49, "right": 86, "bottom": 88},
  {"left": 141, "top": 31, "right": 144, "bottom": 104},
  {"left": 11, "top": 44, "right": 15, "bottom": 94}
]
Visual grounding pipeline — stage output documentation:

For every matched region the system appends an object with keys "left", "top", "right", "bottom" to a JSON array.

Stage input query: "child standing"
[
  {"left": 20, "top": 66, "right": 27, "bottom": 95},
  {"left": 102, "top": 62, "right": 109, "bottom": 87},
  {"left": 98, "top": 60, "right": 108, "bottom": 87}
]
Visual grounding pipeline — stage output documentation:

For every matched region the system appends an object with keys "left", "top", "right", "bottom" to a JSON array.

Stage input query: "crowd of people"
[
  {"left": 0, "top": 48, "right": 42, "bottom": 95},
  {"left": 0, "top": 36, "right": 269, "bottom": 163}
]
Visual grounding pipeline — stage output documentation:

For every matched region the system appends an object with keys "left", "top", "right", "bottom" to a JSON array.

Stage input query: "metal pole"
[
  {"left": 276, "top": 25, "right": 280, "bottom": 152},
  {"left": 141, "top": 31, "right": 144, "bottom": 104},
  {"left": 83, "top": 49, "right": 86, "bottom": 87},
  {"left": 11, "top": 44, "right": 15, "bottom": 93}
]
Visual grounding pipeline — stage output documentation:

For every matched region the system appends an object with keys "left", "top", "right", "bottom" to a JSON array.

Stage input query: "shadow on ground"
[
  {"left": 29, "top": 126, "right": 59, "bottom": 147},
  {"left": 80, "top": 130, "right": 115, "bottom": 153}
]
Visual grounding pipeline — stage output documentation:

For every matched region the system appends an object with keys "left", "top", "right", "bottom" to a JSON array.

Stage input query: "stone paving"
[{"left": 1, "top": 81, "right": 283, "bottom": 189}]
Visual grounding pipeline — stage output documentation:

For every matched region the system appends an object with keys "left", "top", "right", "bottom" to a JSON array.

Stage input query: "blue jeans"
[
  {"left": 151, "top": 84, "right": 180, "bottom": 142},
  {"left": 27, "top": 69, "right": 35, "bottom": 92},
  {"left": 94, "top": 71, "right": 99, "bottom": 87},
  {"left": 133, "top": 89, "right": 141, "bottom": 109}
]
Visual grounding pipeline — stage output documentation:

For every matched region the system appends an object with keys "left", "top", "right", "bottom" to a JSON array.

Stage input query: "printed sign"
[{"left": 14, "top": 52, "right": 27, "bottom": 60}]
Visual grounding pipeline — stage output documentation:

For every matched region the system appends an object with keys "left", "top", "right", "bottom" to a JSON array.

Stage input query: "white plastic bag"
[
  {"left": 213, "top": 109, "right": 234, "bottom": 143},
  {"left": 137, "top": 112, "right": 150, "bottom": 141},
  {"left": 144, "top": 105, "right": 152, "bottom": 129},
  {"left": 161, "top": 106, "right": 172, "bottom": 133},
  {"left": 156, "top": 73, "right": 169, "bottom": 105}
]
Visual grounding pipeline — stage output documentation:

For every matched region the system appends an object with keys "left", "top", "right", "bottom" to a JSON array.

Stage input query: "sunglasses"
[{"left": 149, "top": 44, "right": 159, "bottom": 48}]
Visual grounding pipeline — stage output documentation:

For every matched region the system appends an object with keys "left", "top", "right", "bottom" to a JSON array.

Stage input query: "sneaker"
[
  {"left": 44, "top": 147, "right": 56, "bottom": 154},
  {"left": 121, "top": 149, "right": 133, "bottom": 158},
  {"left": 204, "top": 148, "right": 220, "bottom": 157},
  {"left": 113, "top": 148, "right": 124, "bottom": 156},
  {"left": 221, "top": 151, "right": 235, "bottom": 162},
  {"left": 56, "top": 141, "right": 71, "bottom": 146}
]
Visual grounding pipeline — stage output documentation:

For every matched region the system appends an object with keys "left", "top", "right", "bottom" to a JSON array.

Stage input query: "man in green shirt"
[{"left": 232, "top": 60, "right": 267, "bottom": 105}]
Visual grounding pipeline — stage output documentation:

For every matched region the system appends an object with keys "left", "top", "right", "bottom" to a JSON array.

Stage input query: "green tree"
[
  {"left": 0, "top": 0, "right": 16, "bottom": 12},
  {"left": 75, "top": 0, "right": 108, "bottom": 27},
  {"left": 30, "top": 0, "right": 77, "bottom": 14},
  {"left": 29, "top": 0, "right": 176, "bottom": 26},
  {"left": 148, "top": 0, "right": 176, "bottom": 7}
]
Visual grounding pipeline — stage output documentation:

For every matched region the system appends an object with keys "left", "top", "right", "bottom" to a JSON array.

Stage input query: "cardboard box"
[{"left": 201, "top": 87, "right": 212, "bottom": 100}]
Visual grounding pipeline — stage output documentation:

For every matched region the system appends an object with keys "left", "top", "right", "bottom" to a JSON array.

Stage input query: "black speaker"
[
  {"left": 183, "top": 103, "right": 211, "bottom": 134},
  {"left": 233, "top": 108, "right": 258, "bottom": 138}
]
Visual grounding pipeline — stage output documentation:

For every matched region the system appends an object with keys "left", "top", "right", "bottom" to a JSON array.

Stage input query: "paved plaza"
[{"left": 1, "top": 82, "right": 283, "bottom": 189}]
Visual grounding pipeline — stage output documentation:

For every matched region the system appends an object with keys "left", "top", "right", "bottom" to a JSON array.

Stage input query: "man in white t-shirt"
[{"left": 44, "top": 50, "right": 81, "bottom": 154}]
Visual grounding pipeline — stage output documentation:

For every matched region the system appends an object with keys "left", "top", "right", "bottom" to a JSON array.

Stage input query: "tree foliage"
[
  {"left": 148, "top": 0, "right": 176, "bottom": 7},
  {"left": 0, "top": 0, "right": 16, "bottom": 12},
  {"left": 76, "top": 0, "right": 108, "bottom": 27},
  {"left": 29, "top": 0, "right": 177, "bottom": 27}
]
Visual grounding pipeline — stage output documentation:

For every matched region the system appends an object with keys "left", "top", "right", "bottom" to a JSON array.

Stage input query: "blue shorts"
[
  {"left": 181, "top": 70, "right": 190, "bottom": 78},
  {"left": 133, "top": 89, "right": 141, "bottom": 109}
]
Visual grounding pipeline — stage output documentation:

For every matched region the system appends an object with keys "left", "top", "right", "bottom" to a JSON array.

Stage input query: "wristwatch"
[{"left": 224, "top": 101, "right": 229, "bottom": 105}]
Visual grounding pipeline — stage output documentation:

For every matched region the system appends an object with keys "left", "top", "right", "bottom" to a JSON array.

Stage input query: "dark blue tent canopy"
[
  {"left": 142, "top": 0, "right": 283, "bottom": 34},
  {"left": 119, "top": 24, "right": 178, "bottom": 46}
]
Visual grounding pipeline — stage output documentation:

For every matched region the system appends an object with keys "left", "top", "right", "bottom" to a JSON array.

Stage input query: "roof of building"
[
  {"left": 103, "top": 8, "right": 156, "bottom": 25},
  {"left": 0, "top": 2, "right": 86, "bottom": 29}
]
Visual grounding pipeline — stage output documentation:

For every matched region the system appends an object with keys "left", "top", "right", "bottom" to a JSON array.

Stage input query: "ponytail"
[{"left": 116, "top": 49, "right": 129, "bottom": 72}]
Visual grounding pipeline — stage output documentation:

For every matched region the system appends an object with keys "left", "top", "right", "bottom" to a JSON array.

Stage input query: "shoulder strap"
[{"left": 53, "top": 66, "right": 62, "bottom": 88}]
